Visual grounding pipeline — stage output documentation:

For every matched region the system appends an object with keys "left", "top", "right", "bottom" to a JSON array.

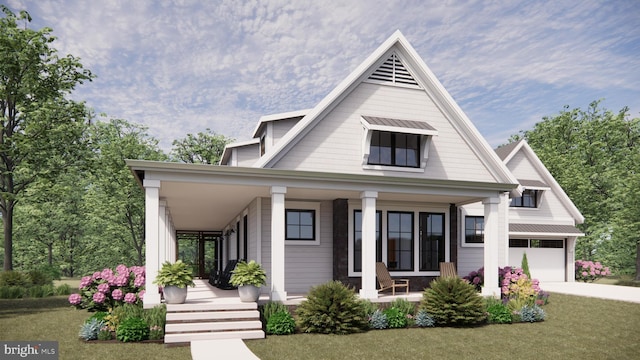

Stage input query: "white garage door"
[{"left": 509, "top": 239, "right": 565, "bottom": 282}]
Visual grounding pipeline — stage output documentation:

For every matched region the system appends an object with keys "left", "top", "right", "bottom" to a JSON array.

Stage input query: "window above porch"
[{"left": 360, "top": 116, "right": 438, "bottom": 172}]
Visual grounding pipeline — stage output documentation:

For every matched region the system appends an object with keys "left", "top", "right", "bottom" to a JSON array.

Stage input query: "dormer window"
[
  {"left": 361, "top": 116, "right": 437, "bottom": 171},
  {"left": 369, "top": 131, "right": 420, "bottom": 168},
  {"left": 510, "top": 180, "right": 549, "bottom": 208},
  {"left": 511, "top": 189, "right": 539, "bottom": 208}
]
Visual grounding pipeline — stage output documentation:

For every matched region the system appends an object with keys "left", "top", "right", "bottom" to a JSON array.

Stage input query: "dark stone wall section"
[
  {"left": 449, "top": 203, "right": 458, "bottom": 265},
  {"left": 332, "top": 199, "right": 361, "bottom": 289}
]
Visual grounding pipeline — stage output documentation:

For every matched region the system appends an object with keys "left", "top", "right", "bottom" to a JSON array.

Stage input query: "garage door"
[{"left": 509, "top": 239, "right": 565, "bottom": 282}]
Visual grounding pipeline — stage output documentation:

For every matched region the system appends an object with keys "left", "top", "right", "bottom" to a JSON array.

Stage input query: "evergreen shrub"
[
  {"left": 421, "top": 277, "right": 486, "bottom": 326},
  {"left": 296, "top": 280, "right": 368, "bottom": 334}
]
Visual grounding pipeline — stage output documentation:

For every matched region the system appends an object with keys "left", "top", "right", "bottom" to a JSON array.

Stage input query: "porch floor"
[{"left": 188, "top": 279, "right": 423, "bottom": 306}]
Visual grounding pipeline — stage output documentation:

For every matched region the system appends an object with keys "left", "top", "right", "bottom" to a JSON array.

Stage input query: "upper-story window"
[
  {"left": 511, "top": 189, "right": 539, "bottom": 208},
  {"left": 368, "top": 131, "right": 420, "bottom": 168},
  {"left": 361, "top": 116, "right": 437, "bottom": 171}
]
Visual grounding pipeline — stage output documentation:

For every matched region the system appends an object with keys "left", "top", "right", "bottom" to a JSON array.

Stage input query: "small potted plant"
[
  {"left": 153, "top": 260, "right": 195, "bottom": 304},
  {"left": 230, "top": 260, "right": 267, "bottom": 302}
]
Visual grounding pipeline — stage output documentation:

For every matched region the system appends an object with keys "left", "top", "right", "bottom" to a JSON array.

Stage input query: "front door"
[{"left": 419, "top": 212, "right": 445, "bottom": 272}]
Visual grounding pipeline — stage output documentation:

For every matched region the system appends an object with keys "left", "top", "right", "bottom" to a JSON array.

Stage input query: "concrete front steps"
[{"left": 164, "top": 301, "right": 265, "bottom": 345}]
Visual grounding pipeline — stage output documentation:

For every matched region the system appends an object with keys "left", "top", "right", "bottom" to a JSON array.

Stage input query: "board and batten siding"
[
  {"left": 271, "top": 82, "right": 496, "bottom": 183},
  {"left": 260, "top": 198, "right": 334, "bottom": 294},
  {"left": 506, "top": 150, "right": 576, "bottom": 225}
]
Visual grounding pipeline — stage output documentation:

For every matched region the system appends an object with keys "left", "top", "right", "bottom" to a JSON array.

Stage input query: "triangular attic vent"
[{"left": 367, "top": 53, "right": 419, "bottom": 87}]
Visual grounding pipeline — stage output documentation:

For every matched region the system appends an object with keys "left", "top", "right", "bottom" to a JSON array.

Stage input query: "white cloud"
[{"left": 7, "top": 0, "right": 640, "bottom": 150}]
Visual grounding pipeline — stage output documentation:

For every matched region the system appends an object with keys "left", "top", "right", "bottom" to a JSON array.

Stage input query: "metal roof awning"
[{"left": 509, "top": 223, "right": 584, "bottom": 237}]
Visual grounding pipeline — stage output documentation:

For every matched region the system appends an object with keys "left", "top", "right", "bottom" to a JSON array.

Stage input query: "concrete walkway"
[
  {"left": 541, "top": 281, "right": 640, "bottom": 303},
  {"left": 191, "top": 339, "right": 260, "bottom": 360}
]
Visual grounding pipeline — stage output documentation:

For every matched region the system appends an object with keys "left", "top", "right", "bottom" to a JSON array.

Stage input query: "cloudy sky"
[{"left": 6, "top": 0, "right": 640, "bottom": 151}]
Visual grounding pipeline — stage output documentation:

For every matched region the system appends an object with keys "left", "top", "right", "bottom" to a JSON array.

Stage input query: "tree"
[
  {"left": 170, "top": 128, "right": 233, "bottom": 164},
  {"left": 85, "top": 118, "right": 166, "bottom": 266},
  {"left": 512, "top": 101, "right": 640, "bottom": 278},
  {"left": 0, "top": 7, "right": 93, "bottom": 270}
]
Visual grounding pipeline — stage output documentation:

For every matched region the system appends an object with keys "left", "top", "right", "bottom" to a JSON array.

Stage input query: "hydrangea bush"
[
  {"left": 69, "top": 265, "right": 145, "bottom": 311},
  {"left": 575, "top": 260, "right": 610, "bottom": 282},
  {"left": 464, "top": 266, "right": 541, "bottom": 301}
]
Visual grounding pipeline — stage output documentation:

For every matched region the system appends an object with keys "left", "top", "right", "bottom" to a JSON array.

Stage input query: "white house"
[{"left": 128, "top": 31, "right": 583, "bottom": 308}]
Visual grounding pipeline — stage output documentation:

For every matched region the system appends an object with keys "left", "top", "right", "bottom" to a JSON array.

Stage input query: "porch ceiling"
[
  {"left": 158, "top": 181, "right": 478, "bottom": 231},
  {"left": 128, "top": 160, "right": 518, "bottom": 232}
]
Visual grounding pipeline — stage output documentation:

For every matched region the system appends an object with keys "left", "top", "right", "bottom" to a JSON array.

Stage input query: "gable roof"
[
  {"left": 499, "top": 139, "right": 585, "bottom": 224},
  {"left": 495, "top": 139, "right": 523, "bottom": 161},
  {"left": 252, "top": 30, "right": 520, "bottom": 189}
]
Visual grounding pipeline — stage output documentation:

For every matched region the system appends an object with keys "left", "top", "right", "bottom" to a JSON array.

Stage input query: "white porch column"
[
  {"left": 498, "top": 192, "right": 510, "bottom": 268},
  {"left": 566, "top": 237, "right": 577, "bottom": 282},
  {"left": 270, "top": 186, "right": 287, "bottom": 301},
  {"left": 167, "top": 211, "right": 176, "bottom": 262},
  {"left": 482, "top": 196, "right": 501, "bottom": 297},
  {"left": 143, "top": 179, "right": 161, "bottom": 308},
  {"left": 360, "top": 191, "right": 379, "bottom": 299},
  {"left": 158, "top": 200, "right": 167, "bottom": 264}
]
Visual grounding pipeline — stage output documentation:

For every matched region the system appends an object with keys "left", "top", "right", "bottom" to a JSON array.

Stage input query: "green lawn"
[
  {"left": 246, "top": 293, "right": 640, "bottom": 360},
  {"left": 0, "top": 293, "right": 638, "bottom": 360},
  {"left": 0, "top": 296, "right": 191, "bottom": 360}
]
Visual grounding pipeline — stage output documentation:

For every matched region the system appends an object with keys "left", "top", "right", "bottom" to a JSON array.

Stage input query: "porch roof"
[{"left": 127, "top": 160, "right": 519, "bottom": 231}]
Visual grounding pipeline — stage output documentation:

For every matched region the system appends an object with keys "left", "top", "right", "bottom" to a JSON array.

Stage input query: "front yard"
[
  {"left": 247, "top": 292, "right": 639, "bottom": 360},
  {"left": 0, "top": 292, "right": 638, "bottom": 359}
]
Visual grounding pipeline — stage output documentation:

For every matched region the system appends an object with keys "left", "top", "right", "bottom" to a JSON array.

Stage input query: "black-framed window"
[
  {"left": 511, "top": 189, "right": 539, "bottom": 208},
  {"left": 419, "top": 212, "right": 445, "bottom": 271},
  {"left": 465, "top": 216, "right": 484, "bottom": 244},
  {"left": 387, "top": 212, "right": 414, "bottom": 271},
  {"left": 285, "top": 209, "right": 315, "bottom": 240},
  {"left": 353, "top": 210, "right": 382, "bottom": 272},
  {"left": 509, "top": 239, "right": 529, "bottom": 248},
  {"left": 368, "top": 131, "right": 420, "bottom": 168},
  {"left": 260, "top": 135, "right": 266, "bottom": 156},
  {"left": 243, "top": 215, "right": 248, "bottom": 260}
]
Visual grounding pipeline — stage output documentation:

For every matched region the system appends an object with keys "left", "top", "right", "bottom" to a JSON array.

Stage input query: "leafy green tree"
[
  {"left": 14, "top": 167, "right": 88, "bottom": 276},
  {"left": 513, "top": 101, "right": 640, "bottom": 278},
  {"left": 0, "top": 7, "right": 93, "bottom": 270},
  {"left": 84, "top": 118, "right": 166, "bottom": 266},
  {"left": 170, "top": 128, "right": 233, "bottom": 164}
]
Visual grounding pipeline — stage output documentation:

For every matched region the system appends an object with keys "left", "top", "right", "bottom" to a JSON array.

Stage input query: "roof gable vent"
[{"left": 367, "top": 52, "right": 419, "bottom": 87}]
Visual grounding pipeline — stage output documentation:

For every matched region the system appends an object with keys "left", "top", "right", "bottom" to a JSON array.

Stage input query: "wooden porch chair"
[
  {"left": 439, "top": 262, "right": 457, "bottom": 278},
  {"left": 376, "top": 262, "right": 409, "bottom": 295},
  {"left": 209, "top": 259, "right": 241, "bottom": 290}
]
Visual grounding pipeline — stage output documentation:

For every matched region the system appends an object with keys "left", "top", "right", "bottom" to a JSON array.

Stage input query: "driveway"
[{"left": 541, "top": 281, "right": 640, "bottom": 303}]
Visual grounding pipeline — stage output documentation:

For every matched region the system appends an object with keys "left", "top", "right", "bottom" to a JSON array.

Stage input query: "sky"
[{"left": 6, "top": 0, "right": 640, "bottom": 151}]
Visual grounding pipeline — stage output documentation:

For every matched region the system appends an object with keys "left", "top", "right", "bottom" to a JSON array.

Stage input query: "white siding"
[
  {"left": 236, "top": 144, "right": 260, "bottom": 166},
  {"left": 260, "top": 198, "right": 333, "bottom": 294},
  {"left": 272, "top": 118, "right": 301, "bottom": 143},
  {"left": 507, "top": 150, "right": 576, "bottom": 225},
  {"left": 271, "top": 83, "right": 496, "bottom": 182},
  {"left": 457, "top": 247, "right": 483, "bottom": 277}
]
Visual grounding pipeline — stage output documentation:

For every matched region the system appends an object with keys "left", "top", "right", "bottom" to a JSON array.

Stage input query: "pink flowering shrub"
[
  {"left": 464, "top": 266, "right": 541, "bottom": 301},
  {"left": 575, "top": 260, "right": 610, "bottom": 282},
  {"left": 68, "top": 265, "right": 145, "bottom": 311},
  {"left": 501, "top": 267, "right": 540, "bottom": 301}
]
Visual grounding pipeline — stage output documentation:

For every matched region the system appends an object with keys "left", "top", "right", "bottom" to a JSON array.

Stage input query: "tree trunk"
[
  {"left": 2, "top": 206, "right": 13, "bottom": 270},
  {"left": 636, "top": 241, "right": 640, "bottom": 281},
  {"left": 48, "top": 243, "right": 53, "bottom": 266}
]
